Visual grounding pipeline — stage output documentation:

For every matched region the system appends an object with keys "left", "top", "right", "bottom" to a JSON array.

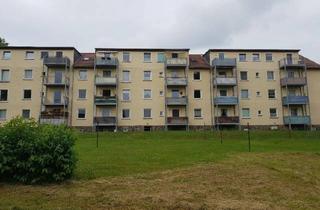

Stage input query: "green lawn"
[
  {"left": 1, "top": 131, "right": 320, "bottom": 210},
  {"left": 74, "top": 131, "right": 320, "bottom": 179}
]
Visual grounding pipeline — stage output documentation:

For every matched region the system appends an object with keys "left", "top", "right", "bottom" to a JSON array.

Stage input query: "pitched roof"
[
  {"left": 189, "top": 54, "right": 210, "bottom": 69},
  {"left": 73, "top": 53, "right": 94, "bottom": 68},
  {"left": 300, "top": 55, "right": 320, "bottom": 69}
]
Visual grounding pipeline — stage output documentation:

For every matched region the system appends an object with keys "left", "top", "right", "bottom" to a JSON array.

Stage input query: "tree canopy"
[{"left": 0, "top": 37, "right": 8, "bottom": 47}]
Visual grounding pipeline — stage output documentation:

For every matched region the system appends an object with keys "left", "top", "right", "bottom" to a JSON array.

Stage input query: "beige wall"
[{"left": 307, "top": 69, "right": 320, "bottom": 125}]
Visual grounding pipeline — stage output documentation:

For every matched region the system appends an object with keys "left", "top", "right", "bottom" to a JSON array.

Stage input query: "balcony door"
[
  {"left": 103, "top": 70, "right": 112, "bottom": 78},
  {"left": 221, "top": 109, "right": 228, "bottom": 117},
  {"left": 172, "top": 90, "right": 180, "bottom": 98},
  {"left": 172, "top": 109, "right": 180, "bottom": 117},
  {"left": 54, "top": 70, "right": 63, "bottom": 84},
  {"left": 102, "top": 89, "right": 111, "bottom": 97},
  {"left": 218, "top": 71, "right": 226, "bottom": 78},
  {"left": 219, "top": 89, "right": 227, "bottom": 97},
  {"left": 53, "top": 90, "right": 62, "bottom": 104},
  {"left": 291, "top": 108, "right": 298, "bottom": 117},
  {"left": 286, "top": 54, "right": 293, "bottom": 64},
  {"left": 101, "top": 108, "right": 111, "bottom": 117}
]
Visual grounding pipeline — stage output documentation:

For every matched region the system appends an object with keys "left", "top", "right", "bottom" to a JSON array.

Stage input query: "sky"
[{"left": 1, "top": 0, "right": 320, "bottom": 62}]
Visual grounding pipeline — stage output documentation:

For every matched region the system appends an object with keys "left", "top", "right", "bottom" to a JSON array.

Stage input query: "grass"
[{"left": 1, "top": 130, "right": 320, "bottom": 209}]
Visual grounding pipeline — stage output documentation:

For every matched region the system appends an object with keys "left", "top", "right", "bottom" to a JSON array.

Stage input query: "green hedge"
[{"left": 0, "top": 117, "right": 77, "bottom": 184}]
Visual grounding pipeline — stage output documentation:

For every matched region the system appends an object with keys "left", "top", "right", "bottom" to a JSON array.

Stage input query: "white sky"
[{"left": 1, "top": 0, "right": 320, "bottom": 62}]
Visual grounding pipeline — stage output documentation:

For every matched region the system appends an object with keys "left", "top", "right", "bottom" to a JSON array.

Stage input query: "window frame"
[
  {"left": 143, "top": 70, "right": 152, "bottom": 81},
  {"left": 79, "top": 69, "right": 88, "bottom": 80},
  {"left": 239, "top": 53, "right": 246, "bottom": 62},
  {"left": 25, "top": 51, "right": 35, "bottom": 60},
  {"left": 0, "top": 89, "right": 8, "bottom": 101},
  {"left": 269, "top": 108, "right": 278, "bottom": 118},
  {"left": 157, "top": 52, "right": 165, "bottom": 63},
  {"left": 122, "top": 109, "right": 130, "bottom": 119},
  {"left": 122, "top": 70, "right": 130, "bottom": 82},
  {"left": 194, "top": 89, "right": 202, "bottom": 99},
  {"left": 241, "top": 89, "right": 249, "bottom": 99},
  {"left": 0, "top": 109, "right": 6, "bottom": 120},
  {"left": 268, "top": 89, "right": 276, "bottom": 99},
  {"left": 77, "top": 108, "right": 86, "bottom": 119},
  {"left": 24, "top": 69, "right": 33, "bottom": 80},
  {"left": 193, "top": 71, "right": 201, "bottom": 80},
  {"left": 22, "top": 109, "right": 31, "bottom": 119},
  {"left": 241, "top": 108, "right": 250, "bottom": 119},
  {"left": 2, "top": 51, "right": 11, "bottom": 60},
  {"left": 266, "top": 53, "right": 273, "bottom": 62},
  {"left": 122, "top": 89, "right": 131, "bottom": 101},
  {"left": 23, "top": 89, "right": 32, "bottom": 100},
  {"left": 0, "top": 69, "right": 10, "bottom": 82},
  {"left": 123, "top": 52, "right": 130, "bottom": 63},
  {"left": 194, "top": 108, "right": 202, "bottom": 118},
  {"left": 143, "top": 89, "right": 152, "bottom": 99},
  {"left": 252, "top": 53, "right": 260, "bottom": 62},
  {"left": 143, "top": 108, "right": 152, "bottom": 119},
  {"left": 267, "top": 71, "right": 275, "bottom": 80},
  {"left": 78, "top": 89, "right": 87, "bottom": 99},
  {"left": 240, "top": 71, "right": 248, "bottom": 80},
  {"left": 143, "top": 52, "right": 151, "bottom": 63}
]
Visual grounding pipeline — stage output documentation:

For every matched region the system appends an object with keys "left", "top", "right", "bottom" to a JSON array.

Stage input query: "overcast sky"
[{"left": 1, "top": 0, "right": 320, "bottom": 62}]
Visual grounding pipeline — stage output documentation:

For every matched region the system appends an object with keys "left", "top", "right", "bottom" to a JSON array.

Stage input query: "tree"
[{"left": 0, "top": 37, "right": 8, "bottom": 47}]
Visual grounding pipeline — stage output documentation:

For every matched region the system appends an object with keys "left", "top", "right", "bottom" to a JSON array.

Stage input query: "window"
[
  {"left": 0, "top": 109, "right": 6, "bottom": 120},
  {"left": 2, "top": 51, "right": 11, "bottom": 60},
  {"left": 122, "top": 70, "right": 130, "bottom": 82},
  {"left": 221, "top": 109, "right": 228, "bottom": 117},
  {"left": 144, "top": 108, "right": 152, "bottom": 118},
  {"left": 23, "top": 89, "right": 32, "bottom": 99},
  {"left": 123, "top": 52, "right": 130, "bottom": 62},
  {"left": 0, "top": 69, "right": 9, "bottom": 81},
  {"left": 0, "top": 90, "right": 8, "bottom": 101},
  {"left": 102, "top": 89, "right": 111, "bottom": 97},
  {"left": 239, "top": 54, "right": 246, "bottom": 62},
  {"left": 258, "top": 110, "right": 262, "bottom": 116},
  {"left": 252, "top": 53, "right": 260, "bottom": 62},
  {"left": 102, "top": 70, "right": 111, "bottom": 78},
  {"left": 144, "top": 52, "right": 151, "bottom": 62},
  {"left": 268, "top": 89, "right": 276, "bottom": 99},
  {"left": 219, "top": 89, "right": 227, "bottom": 96},
  {"left": 194, "top": 109, "right": 202, "bottom": 118},
  {"left": 78, "top": 89, "right": 86, "bottom": 99},
  {"left": 242, "top": 108, "right": 250, "bottom": 118},
  {"left": 159, "top": 90, "right": 164, "bottom": 96},
  {"left": 25, "top": 51, "right": 34, "bottom": 59},
  {"left": 193, "top": 71, "right": 201, "bottom": 80},
  {"left": 194, "top": 90, "right": 201, "bottom": 99},
  {"left": 241, "top": 89, "right": 249, "bottom": 99},
  {"left": 266, "top": 53, "right": 273, "bottom": 61},
  {"left": 171, "top": 70, "right": 178, "bottom": 78},
  {"left": 157, "top": 52, "right": 165, "bottom": 63},
  {"left": 172, "top": 53, "right": 178, "bottom": 58},
  {"left": 240, "top": 71, "right": 248, "bottom": 80},
  {"left": 144, "top": 89, "right": 152, "bottom": 99},
  {"left": 143, "top": 71, "right": 152, "bottom": 80},
  {"left": 160, "top": 111, "right": 164, "bottom": 117},
  {"left": 79, "top": 70, "right": 87, "bottom": 80},
  {"left": 267, "top": 71, "right": 274, "bottom": 80},
  {"left": 22, "top": 109, "right": 30, "bottom": 119},
  {"left": 256, "top": 72, "right": 260, "bottom": 78},
  {"left": 24, "top": 69, "right": 32, "bottom": 79},
  {"left": 122, "top": 89, "right": 130, "bottom": 101},
  {"left": 56, "top": 51, "right": 63, "bottom": 57},
  {"left": 288, "top": 71, "right": 295, "bottom": 78},
  {"left": 101, "top": 108, "right": 111, "bottom": 117},
  {"left": 218, "top": 71, "right": 226, "bottom": 77},
  {"left": 291, "top": 108, "right": 298, "bottom": 116},
  {"left": 78, "top": 108, "right": 86, "bottom": 119},
  {"left": 40, "top": 51, "right": 48, "bottom": 59},
  {"left": 270, "top": 108, "right": 277, "bottom": 118},
  {"left": 122, "top": 109, "right": 130, "bottom": 119},
  {"left": 172, "top": 89, "right": 180, "bottom": 98}
]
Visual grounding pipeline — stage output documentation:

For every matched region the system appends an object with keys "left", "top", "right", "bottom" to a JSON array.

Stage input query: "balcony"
[
  {"left": 279, "top": 58, "right": 305, "bottom": 69},
  {"left": 43, "top": 99, "right": 68, "bottom": 106},
  {"left": 44, "top": 76, "right": 70, "bottom": 87},
  {"left": 94, "top": 116, "right": 116, "bottom": 126},
  {"left": 95, "top": 76, "right": 117, "bottom": 86},
  {"left": 214, "top": 77, "right": 237, "bottom": 86},
  {"left": 40, "top": 112, "right": 68, "bottom": 125},
  {"left": 94, "top": 96, "right": 117, "bottom": 106},
  {"left": 95, "top": 57, "right": 118, "bottom": 68},
  {"left": 215, "top": 116, "right": 239, "bottom": 124},
  {"left": 166, "top": 77, "right": 187, "bottom": 86},
  {"left": 283, "top": 116, "right": 310, "bottom": 125},
  {"left": 166, "top": 97, "right": 187, "bottom": 106},
  {"left": 166, "top": 58, "right": 188, "bottom": 69},
  {"left": 280, "top": 77, "right": 306, "bottom": 86},
  {"left": 43, "top": 57, "right": 70, "bottom": 67},
  {"left": 212, "top": 58, "right": 236, "bottom": 68},
  {"left": 214, "top": 96, "right": 238, "bottom": 105},
  {"left": 282, "top": 96, "right": 308, "bottom": 105},
  {"left": 167, "top": 117, "right": 188, "bottom": 125}
]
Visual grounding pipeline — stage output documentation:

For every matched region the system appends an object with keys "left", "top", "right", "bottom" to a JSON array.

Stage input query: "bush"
[{"left": 0, "top": 117, "right": 77, "bottom": 184}]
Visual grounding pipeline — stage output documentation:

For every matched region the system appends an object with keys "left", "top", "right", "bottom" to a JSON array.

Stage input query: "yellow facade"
[{"left": 1, "top": 47, "right": 319, "bottom": 130}]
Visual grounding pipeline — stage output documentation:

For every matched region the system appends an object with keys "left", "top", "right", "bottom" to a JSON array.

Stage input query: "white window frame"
[
  {"left": 252, "top": 53, "right": 260, "bottom": 62},
  {"left": 241, "top": 89, "right": 249, "bottom": 99},
  {"left": 143, "top": 71, "right": 152, "bottom": 81},
  {"left": 143, "top": 89, "right": 152, "bottom": 99},
  {"left": 24, "top": 69, "right": 33, "bottom": 80},
  {"left": 242, "top": 108, "right": 250, "bottom": 119},
  {"left": 194, "top": 90, "right": 202, "bottom": 99},
  {"left": 143, "top": 108, "right": 152, "bottom": 119},
  {"left": 22, "top": 109, "right": 31, "bottom": 119},
  {"left": 143, "top": 52, "right": 151, "bottom": 62},
  {"left": 194, "top": 108, "right": 202, "bottom": 118},
  {"left": 0, "top": 109, "right": 6, "bottom": 120},
  {"left": 77, "top": 108, "right": 86, "bottom": 119},
  {"left": 267, "top": 71, "right": 275, "bottom": 80},
  {"left": 268, "top": 89, "right": 276, "bottom": 99},
  {"left": 239, "top": 53, "right": 246, "bottom": 62},
  {"left": 122, "top": 109, "right": 130, "bottom": 119},
  {"left": 79, "top": 70, "right": 88, "bottom": 80},
  {"left": 25, "top": 51, "right": 35, "bottom": 60},
  {"left": 78, "top": 89, "right": 87, "bottom": 99},
  {"left": 270, "top": 108, "right": 278, "bottom": 118},
  {"left": 122, "top": 70, "right": 130, "bottom": 82},
  {"left": 23, "top": 89, "right": 32, "bottom": 100},
  {"left": 122, "top": 89, "right": 131, "bottom": 101},
  {"left": 0, "top": 69, "right": 10, "bottom": 82},
  {"left": 123, "top": 52, "right": 130, "bottom": 63},
  {"left": 240, "top": 71, "right": 248, "bottom": 80},
  {"left": 266, "top": 53, "right": 273, "bottom": 62},
  {"left": 193, "top": 71, "right": 201, "bottom": 80},
  {"left": 2, "top": 51, "right": 11, "bottom": 60}
]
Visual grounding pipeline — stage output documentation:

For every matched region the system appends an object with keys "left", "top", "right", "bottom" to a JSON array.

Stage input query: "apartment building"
[{"left": 1, "top": 46, "right": 320, "bottom": 131}]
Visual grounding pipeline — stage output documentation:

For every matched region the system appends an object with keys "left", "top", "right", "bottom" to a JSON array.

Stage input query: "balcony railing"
[
  {"left": 167, "top": 117, "right": 188, "bottom": 125},
  {"left": 166, "top": 58, "right": 188, "bottom": 68},
  {"left": 43, "top": 57, "right": 70, "bottom": 67},
  {"left": 166, "top": 77, "right": 187, "bottom": 86},
  {"left": 282, "top": 96, "right": 308, "bottom": 105},
  {"left": 166, "top": 97, "right": 187, "bottom": 105},
  {"left": 212, "top": 58, "right": 236, "bottom": 67},
  {"left": 94, "top": 116, "right": 116, "bottom": 125},
  {"left": 214, "top": 77, "right": 237, "bottom": 86},
  {"left": 43, "top": 98, "right": 68, "bottom": 106},
  {"left": 280, "top": 77, "right": 306, "bottom": 86},
  {"left": 214, "top": 96, "right": 238, "bottom": 105},
  {"left": 279, "top": 58, "right": 305, "bottom": 69},
  {"left": 283, "top": 116, "right": 310, "bottom": 125},
  {"left": 44, "top": 76, "right": 70, "bottom": 86},
  {"left": 95, "top": 76, "right": 117, "bottom": 86},
  {"left": 95, "top": 57, "right": 118, "bottom": 68},
  {"left": 215, "top": 116, "right": 239, "bottom": 124},
  {"left": 94, "top": 96, "right": 117, "bottom": 105},
  {"left": 40, "top": 117, "right": 67, "bottom": 125}
]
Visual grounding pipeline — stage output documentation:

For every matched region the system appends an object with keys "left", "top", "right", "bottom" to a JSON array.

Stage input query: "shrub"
[{"left": 0, "top": 117, "right": 77, "bottom": 184}]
